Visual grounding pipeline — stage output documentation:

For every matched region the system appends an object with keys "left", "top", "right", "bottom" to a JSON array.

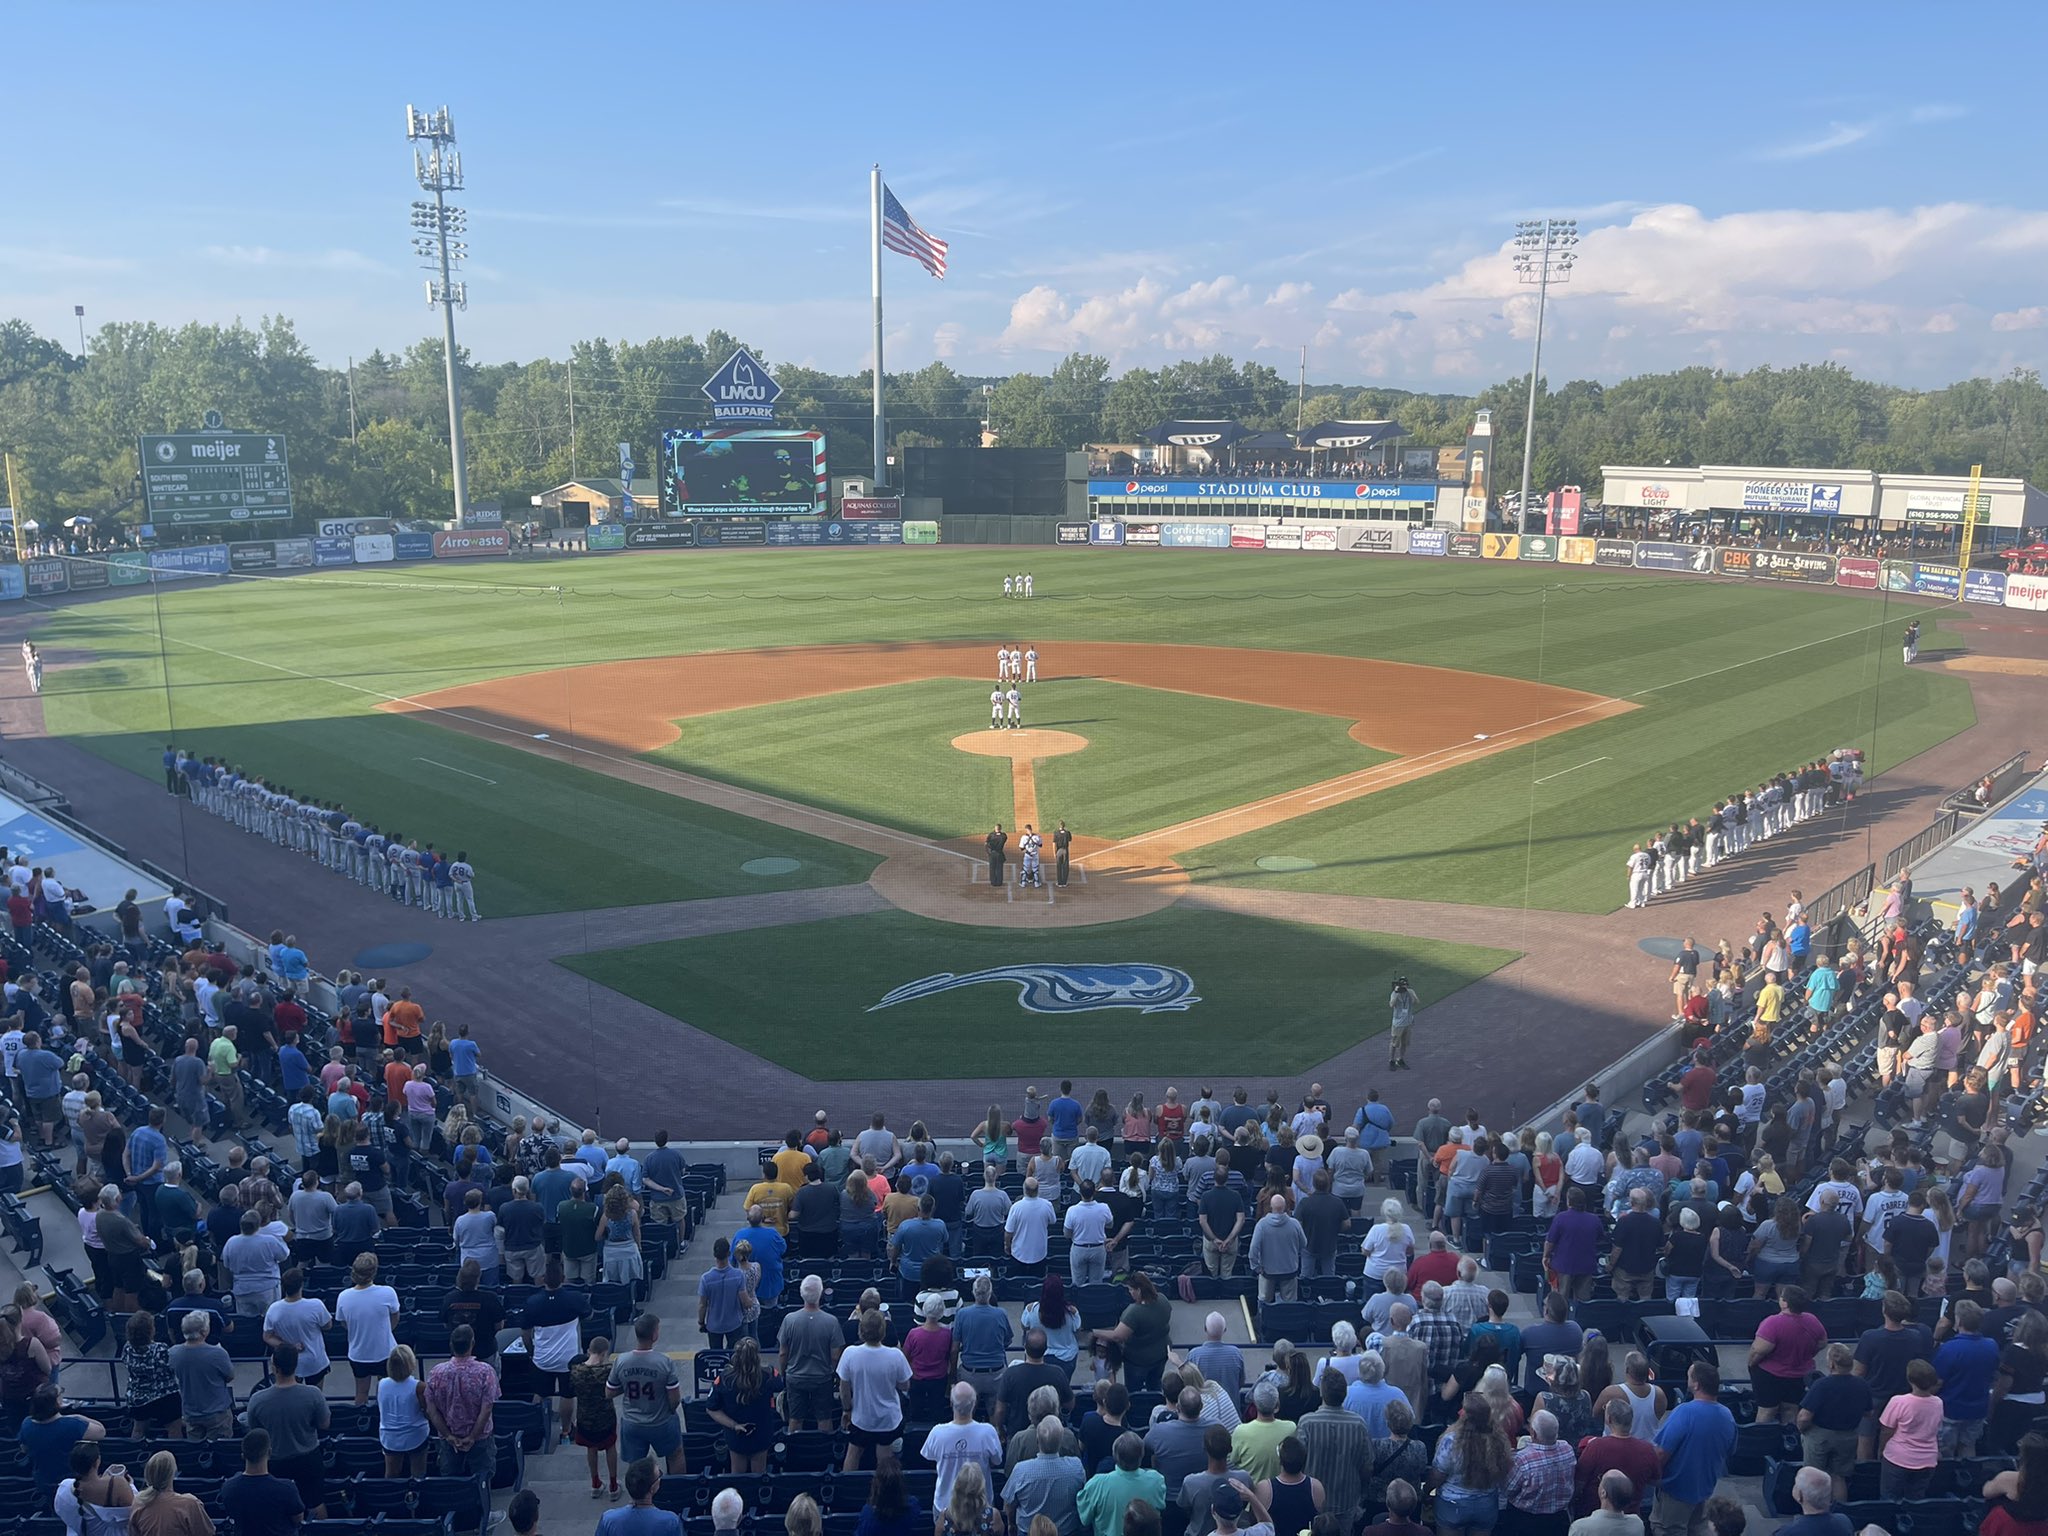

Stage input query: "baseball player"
[
  {"left": 449, "top": 850, "right": 479, "bottom": 920},
  {"left": 1025, "top": 646, "right": 1038, "bottom": 683},
  {"left": 1014, "top": 572, "right": 1025, "bottom": 597},
  {"left": 1007, "top": 646, "right": 1022, "bottom": 683},
  {"left": 1023, "top": 573, "right": 1034, "bottom": 598},
  {"left": 1019, "top": 824, "right": 1043, "bottom": 887},
  {"left": 363, "top": 824, "right": 388, "bottom": 886},
  {"left": 385, "top": 835, "right": 408, "bottom": 901},
  {"left": 996, "top": 645, "right": 1010, "bottom": 682},
  {"left": 1054, "top": 820, "right": 1072, "bottom": 886},
  {"left": 1005, "top": 685, "right": 1021, "bottom": 728},
  {"left": 1625, "top": 842, "right": 1654, "bottom": 908},
  {"left": 431, "top": 848, "right": 455, "bottom": 916},
  {"left": 1003, "top": 574, "right": 1014, "bottom": 599},
  {"left": 990, "top": 686, "right": 1004, "bottom": 729},
  {"left": 23, "top": 644, "right": 40, "bottom": 695},
  {"left": 401, "top": 840, "right": 425, "bottom": 906},
  {"left": 1685, "top": 817, "right": 1705, "bottom": 877},
  {"left": 1902, "top": 620, "right": 1920, "bottom": 665}
]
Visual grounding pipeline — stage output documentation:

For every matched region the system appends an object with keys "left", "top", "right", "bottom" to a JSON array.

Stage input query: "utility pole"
[
  {"left": 566, "top": 358, "right": 578, "bottom": 479},
  {"left": 1511, "top": 218, "right": 1577, "bottom": 535},
  {"left": 406, "top": 105, "right": 472, "bottom": 523},
  {"left": 345, "top": 356, "right": 359, "bottom": 459},
  {"left": 1297, "top": 344, "right": 1306, "bottom": 432}
]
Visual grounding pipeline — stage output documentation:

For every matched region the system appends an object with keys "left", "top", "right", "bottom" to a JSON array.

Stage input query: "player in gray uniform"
[
  {"left": 339, "top": 814, "right": 362, "bottom": 875},
  {"left": 385, "top": 838, "right": 407, "bottom": 901},
  {"left": 449, "top": 852, "right": 479, "bottom": 921},
  {"left": 363, "top": 826, "right": 389, "bottom": 886},
  {"left": 1626, "top": 843, "right": 1655, "bottom": 908},
  {"left": 401, "top": 841, "right": 425, "bottom": 906},
  {"left": 1019, "top": 825, "right": 1043, "bottom": 888}
]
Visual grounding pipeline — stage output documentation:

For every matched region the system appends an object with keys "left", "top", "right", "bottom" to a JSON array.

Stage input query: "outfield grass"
[
  {"left": 558, "top": 904, "right": 1518, "bottom": 1078},
  {"left": 648, "top": 676, "right": 1391, "bottom": 840},
  {"left": 35, "top": 549, "right": 1978, "bottom": 914}
]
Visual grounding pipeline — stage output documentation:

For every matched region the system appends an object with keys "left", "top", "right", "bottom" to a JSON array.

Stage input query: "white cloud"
[
  {"left": 202, "top": 245, "right": 387, "bottom": 274},
  {"left": 1761, "top": 120, "right": 1876, "bottom": 159},
  {"left": 991, "top": 201, "right": 2048, "bottom": 384},
  {"left": 0, "top": 247, "right": 136, "bottom": 275}
]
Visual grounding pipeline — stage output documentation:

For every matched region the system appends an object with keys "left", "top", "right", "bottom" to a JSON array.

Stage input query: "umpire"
[
  {"left": 986, "top": 823, "right": 1007, "bottom": 887},
  {"left": 1054, "top": 820, "right": 1072, "bottom": 887}
]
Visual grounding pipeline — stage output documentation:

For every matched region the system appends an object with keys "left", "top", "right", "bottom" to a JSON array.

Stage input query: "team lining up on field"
[{"left": 1624, "top": 754, "right": 1866, "bottom": 911}]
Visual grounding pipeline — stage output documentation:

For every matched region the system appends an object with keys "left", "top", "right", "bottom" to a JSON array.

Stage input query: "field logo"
[{"left": 869, "top": 962, "right": 1200, "bottom": 1016}]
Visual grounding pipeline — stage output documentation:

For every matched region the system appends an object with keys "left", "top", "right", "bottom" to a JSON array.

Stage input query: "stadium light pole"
[
  {"left": 1511, "top": 218, "right": 1576, "bottom": 535},
  {"left": 407, "top": 105, "right": 471, "bottom": 523}
]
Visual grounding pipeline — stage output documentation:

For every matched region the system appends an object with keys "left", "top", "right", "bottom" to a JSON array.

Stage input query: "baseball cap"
[{"left": 1212, "top": 1485, "right": 1245, "bottom": 1521}]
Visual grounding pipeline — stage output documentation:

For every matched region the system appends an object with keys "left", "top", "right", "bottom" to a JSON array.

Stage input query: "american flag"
[{"left": 882, "top": 185, "right": 949, "bottom": 279}]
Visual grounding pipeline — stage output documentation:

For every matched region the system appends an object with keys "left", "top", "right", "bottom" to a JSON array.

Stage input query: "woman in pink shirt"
[
  {"left": 1879, "top": 1359, "right": 1944, "bottom": 1498},
  {"left": 1747, "top": 1286, "right": 1826, "bottom": 1423}
]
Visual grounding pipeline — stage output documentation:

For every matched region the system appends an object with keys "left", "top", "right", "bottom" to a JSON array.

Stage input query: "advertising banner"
[
  {"left": 831, "top": 520, "right": 903, "bottom": 545},
  {"left": 316, "top": 517, "right": 389, "bottom": 540},
  {"left": 108, "top": 551, "right": 152, "bottom": 585},
  {"left": 626, "top": 523, "right": 695, "bottom": 549},
  {"left": 1518, "top": 534, "right": 1557, "bottom": 562},
  {"left": 1634, "top": 541, "right": 1714, "bottom": 573},
  {"left": 1160, "top": 522, "right": 1229, "bottom": 548},
  {"left": 1742, "top": 480, "right": 1841, "bottom": 515},
  {"left": 1964, "top": 568, "right": 2009, "bottom": 605},
  {"left": 840, "top": 497, "right": 901, "bottom": 519},
  {"left": 1593, "top": 540, "right": 1637, "bottom": 567},
  {"left": 1834, "top": 556, "right": 1879, "bottom": 589},
  {"left": 1343, "top": 526, "right": 1398, "bottom": 554},
  {"left": 461, "top": 505, "right": 505, "bottom": 528},
  {"left": 1089, "top": 519, "right": 1125, "bottom": 546},
  {"left": 394, "top": 532, "right": 435, "bottom": 561},
  {"left": 22, "top": 558, "right": 67, "bottom": 596},
  {"left": 65, "top": 556, "right": 111, "bottom": 590},
  {"left": 695, "top": 521, "right": 769, "bottom": 548},
  {"left": 1408, "top": 527, "right": 1448, "bottom": 557},
  {"left": 432, "top": 529, "right": 510, "bottom": 558},
  {"left": 1301, "top": 524, "right": 1340, "bottom": 552},
  {"left": 313, "top": 537, "right": 356, "bottom": 567},
  {"left": 2005, "top": 572, "right": 2048, "bottom": 611},
  {"left": 1553, "top": 487, "right": 1583, "bottom": 537},
  {"left": 1481, "top": 533, "right": 1520, "bottom": 560},
  {"left": 765, "top": 521, "right": 823, "bottom": 545},
  {"left": 1056, "top": 523, "right": 1089, "bottom": 545},
  {"left": 1882, "top": 560, "right": 1960, "bottom": 598},
  {"left": 1087, "top": 479, "right": 1437, "bottom": 502},
  {"left": 151, "top": 545, "right": 231, "bottom": 578},
  {"left": 271, "top": 537, "right": 313, "bottom": 569},
  {"left": 352, "top": 534, "right": 394, "bottom": 564},
  {"left": 1557, "top": 537, "right": 1597, "bottom": 566},
  {"left": 0, "top": 566, "right": 24, "bottom": 602},
  {"left": 1228, "top": 524, "right": 1266, "bottom": 549},
  {"left": 1124, "top": 522, "right": 1161, "bottom": 546},
  {"left": 587, "top": 524, "right": 627, "bottom": 552},
  {"left": 1264, "top": 525, "right": 1302, "bottom": 550},
  {"left": 1717, "top": 547, "right": 1834, "bottom": 582},
  {"left": 228, "top": 541, "right": 279, "bottom": 572},
  {"left": 1446, "top": 532, "right": 1482, "bottom": 558},
  {"left": 902, "top": 521, "right": 940, "bottom": 544}
]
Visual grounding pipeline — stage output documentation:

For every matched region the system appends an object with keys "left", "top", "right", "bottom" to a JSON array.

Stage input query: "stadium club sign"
[
  {"left": 1087, "top": 480, "right": 1437, "bottom": 502},
  {"left": 1740, "top": 480, "right": 1843, "bottom": 515},
  {"left": 702, "top": 348, "right": 780, "bottom": 423}
]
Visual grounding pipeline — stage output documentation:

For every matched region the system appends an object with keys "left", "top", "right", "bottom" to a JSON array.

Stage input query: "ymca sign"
[{"left": 703, "top": 348, "right": 781, "bottom": 422}]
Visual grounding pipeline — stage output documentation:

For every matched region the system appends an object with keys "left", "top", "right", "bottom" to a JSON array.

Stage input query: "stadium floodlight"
[
  {"left": 1510, "top": 218, "right": 1577, "bottom": 535},
  {"left": 405, "top": 103, "right": 472, "bottom": 523}
]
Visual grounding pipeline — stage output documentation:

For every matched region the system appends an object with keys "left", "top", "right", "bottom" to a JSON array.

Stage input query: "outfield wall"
[{"left": 1062, "top": 516, "right": 2048, "bottom": 612}]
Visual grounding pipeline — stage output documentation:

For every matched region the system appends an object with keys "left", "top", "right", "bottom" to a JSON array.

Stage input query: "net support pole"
[{"left": 871, "top": 164, "right": 886, "bottom": 492}]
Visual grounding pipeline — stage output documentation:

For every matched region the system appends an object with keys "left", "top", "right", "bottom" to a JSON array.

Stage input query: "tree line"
[{"left": 0, "top": 313, "right": 2043, "bottom": 528}]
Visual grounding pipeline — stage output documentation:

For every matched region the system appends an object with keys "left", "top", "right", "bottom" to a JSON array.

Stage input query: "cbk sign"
[{"left": 703, "top": 348, "right": 780, "bottom": 423}]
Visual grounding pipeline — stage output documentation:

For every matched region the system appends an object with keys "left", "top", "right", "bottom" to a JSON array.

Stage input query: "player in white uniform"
[
  {"left": 1005, "top": 685, "right": 1021, "bottom": 728},
  {"left": 21, "top": 642, "right": 39, "bottom": 694},
  {"left": 1003, "top": 575, "right": 1013, "bottom": 599},
  {"left": 1626, "top": 843, "right": 1654, "bottom": 908},
  {"left": 1024, "top": 647, "right": 1038, "bottom": 683},
  {"left": 990, "top": 688, "right": 1004, "bottom": 729},
  {"left": 1024, "top": 573, "right": 1034, "bottom": 598},
  {"left": 996, "top": 646, "right": 1011, "bottom": 682},
  {"left": 1007, "top": 646, "right": 1022, "bottom": 683},
  {"left": 1019, "top": 825, "right": 1043, "bottom": 887}
]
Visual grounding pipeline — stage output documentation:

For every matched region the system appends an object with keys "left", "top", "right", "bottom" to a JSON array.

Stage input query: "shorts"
[
  {"left": 365, "top": 1185, "right": 395, "bottom": 1218},
  {"left": 1445, "top": 1189, "right": 1474, "bottom": 1219},
  {"left": 574, "top": 1422, "right": 618, "bottom": 1450},
  {"left": 1751, "top": 1369, "right": 1807, "bottom": 1409},
  {"left": 850, "top": 1419, "right": 904, "bottom": 1450},
  {"left": 351, "top": 1358, "right": 389, "bottom": 1381},
  {"left": 785, "top": 1380, "right": 839, "bottom": 1422},
  {"left": 29, "top": 1094, "right": 59, "bottom": 1126},
  {"left": 272, "top": 1450, "right": 325, "bottom": 1512},
  {"left": 620, "top": 1414, "right": 681, "bottom": 1464},
  {"left": 130, "top": 1393, "right": 181, "bottom": 1430},
  {"left": 536, "top": 1369, "right": 577, "bottom": 1399},
  {"left": 1802, "top": 1427, "right": 1858, "bottom": 1481}
]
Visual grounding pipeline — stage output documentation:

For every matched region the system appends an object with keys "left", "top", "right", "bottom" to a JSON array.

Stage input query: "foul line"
[
  {"left": 29, "top": 597, "right": 981, "bottom": 867},
  {"left": 414, "top": 756, "right": 498, "bottom": 784},
  {"left": 1532, "top": 756, "right": 1609, "bottom": 785},
  {"left": 1079, "top": 607, "right": 1909, "bottom": 867}
]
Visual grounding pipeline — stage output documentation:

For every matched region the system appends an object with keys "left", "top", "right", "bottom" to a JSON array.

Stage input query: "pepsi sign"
[{"left": 702, "top": 348, "right": 781, "bottom": 422}]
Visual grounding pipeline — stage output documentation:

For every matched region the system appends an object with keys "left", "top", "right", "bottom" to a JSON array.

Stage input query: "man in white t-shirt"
[
  {"left": 1063, "top": 1184, "right": 1114, "bottom": 1287},
  {"left": 1004, "top": 1178, "right": 1057, "bottom": 1275},
  {"left": 923, "top": 1382, "right": 1002, "bottom": 1511},
  {"left": 1067, "top": 1130, "right": 1111, "bottom": 1188},
  {"left": 333, "top": 1254, "right": 401, "bottom": 1407},
  {"left": 836, "top": 1308, "right": 911, "bottom": 1472}
]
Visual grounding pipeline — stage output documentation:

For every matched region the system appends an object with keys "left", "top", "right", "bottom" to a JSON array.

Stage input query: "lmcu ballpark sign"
[{"left": 703, "top": 348, "right": 780, "bottom": 423}]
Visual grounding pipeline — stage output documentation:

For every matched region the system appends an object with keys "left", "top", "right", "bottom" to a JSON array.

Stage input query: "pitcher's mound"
[{"left": 951, "top": 729, "right": 1089, "bottom": 759}]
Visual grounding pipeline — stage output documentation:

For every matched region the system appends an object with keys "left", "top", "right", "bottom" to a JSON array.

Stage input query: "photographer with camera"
[{"left": 1388, "top": 978, "right": 1421, "bottom": 1071}]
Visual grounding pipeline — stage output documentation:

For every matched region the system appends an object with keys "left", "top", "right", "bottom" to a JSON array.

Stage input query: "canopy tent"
[
  {"left": 1294, "top": 419, "right": 1407, "bottom": 451},
  {"left": 1140, "top": 419, "right": 1248, "bottom": 449},
  {"left": 1234, "top": 430, "right": 1299, "bottom": 454},
  {"left": 1998, "top": 543, "right": 2048, "bottom": 561}
]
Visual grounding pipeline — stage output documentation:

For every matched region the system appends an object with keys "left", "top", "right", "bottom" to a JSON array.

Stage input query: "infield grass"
[
  {"left": 647, "top": 676, "right": 1392, "bottom": 840},
  {"left": 558, "top": 904, "right": 1518, "bottom": 1078},
  {"left": 33, "top": 549, "right": 1979, "bottom": 915}
]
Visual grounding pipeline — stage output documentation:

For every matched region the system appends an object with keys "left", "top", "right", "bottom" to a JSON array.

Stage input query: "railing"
[
  {"left": 1946, "top": 750, "right": 2034, "bottom": 816},
  {"left": 1805, "top": 863, "right": 1877, "bottom": 928},
  {"left": 1882, "top": 811, "right": 1965, "bottom": 882}
]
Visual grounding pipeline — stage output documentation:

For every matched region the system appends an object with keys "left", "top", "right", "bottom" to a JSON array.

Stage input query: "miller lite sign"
[{"left": 703, "top": 348, "right": 781, "bottom": 422}]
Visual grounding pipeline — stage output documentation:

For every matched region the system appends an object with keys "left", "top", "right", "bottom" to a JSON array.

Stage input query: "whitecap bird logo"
[{"left": 868, "top": 962, "right": 1199, "bottom": 1016}]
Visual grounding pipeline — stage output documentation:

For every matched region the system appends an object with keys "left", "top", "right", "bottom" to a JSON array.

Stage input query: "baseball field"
[{"left": 27, "top": 546, "right": 1975, "bottom": 1080}]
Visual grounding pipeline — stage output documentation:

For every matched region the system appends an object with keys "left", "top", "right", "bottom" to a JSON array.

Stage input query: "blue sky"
[{"left": 7, "top": 4, "right": 2043, "bottom": 389}]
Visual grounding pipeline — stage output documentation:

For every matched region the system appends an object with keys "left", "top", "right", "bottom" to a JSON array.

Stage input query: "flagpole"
[{"left": 870, "top": 164, "right": 886, "bottom": 491}]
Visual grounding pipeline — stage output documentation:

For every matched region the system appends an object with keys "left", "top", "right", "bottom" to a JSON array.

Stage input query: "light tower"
[
  {"left": 1511, "top": 218, "right": 1577, "bottom": 535},
  {"left": 407, "top": 104, "right": 471, "bottom": 523}
]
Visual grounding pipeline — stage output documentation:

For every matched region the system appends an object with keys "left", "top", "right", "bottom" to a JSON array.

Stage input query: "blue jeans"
[
  {"left": 1665, "top": 1276, "right": 1699, "bottom": 1299},
  {"left": 1436, "top": 1490, "right": 1500, "bottom": 1533}
]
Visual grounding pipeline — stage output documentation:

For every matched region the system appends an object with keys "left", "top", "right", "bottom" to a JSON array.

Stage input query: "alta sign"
[{"left": 703, "top": 348, "right": 781, "bottom": 422}]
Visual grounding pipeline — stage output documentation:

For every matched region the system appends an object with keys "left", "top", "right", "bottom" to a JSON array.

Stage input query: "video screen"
[{"left": 660, "top": 431, "right": 823, "bottom": 516}]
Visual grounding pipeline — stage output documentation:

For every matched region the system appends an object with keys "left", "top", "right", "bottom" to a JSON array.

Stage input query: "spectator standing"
[
  {"left": 424, "top": 1324, "right": 501, "bottom": 1494},
  {"left": 1649, "top": 1364, "right": 1735, "bottom": 1536},
  {"left": 608, "top": 1313, "right": 685, "bottom": 1472}
]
